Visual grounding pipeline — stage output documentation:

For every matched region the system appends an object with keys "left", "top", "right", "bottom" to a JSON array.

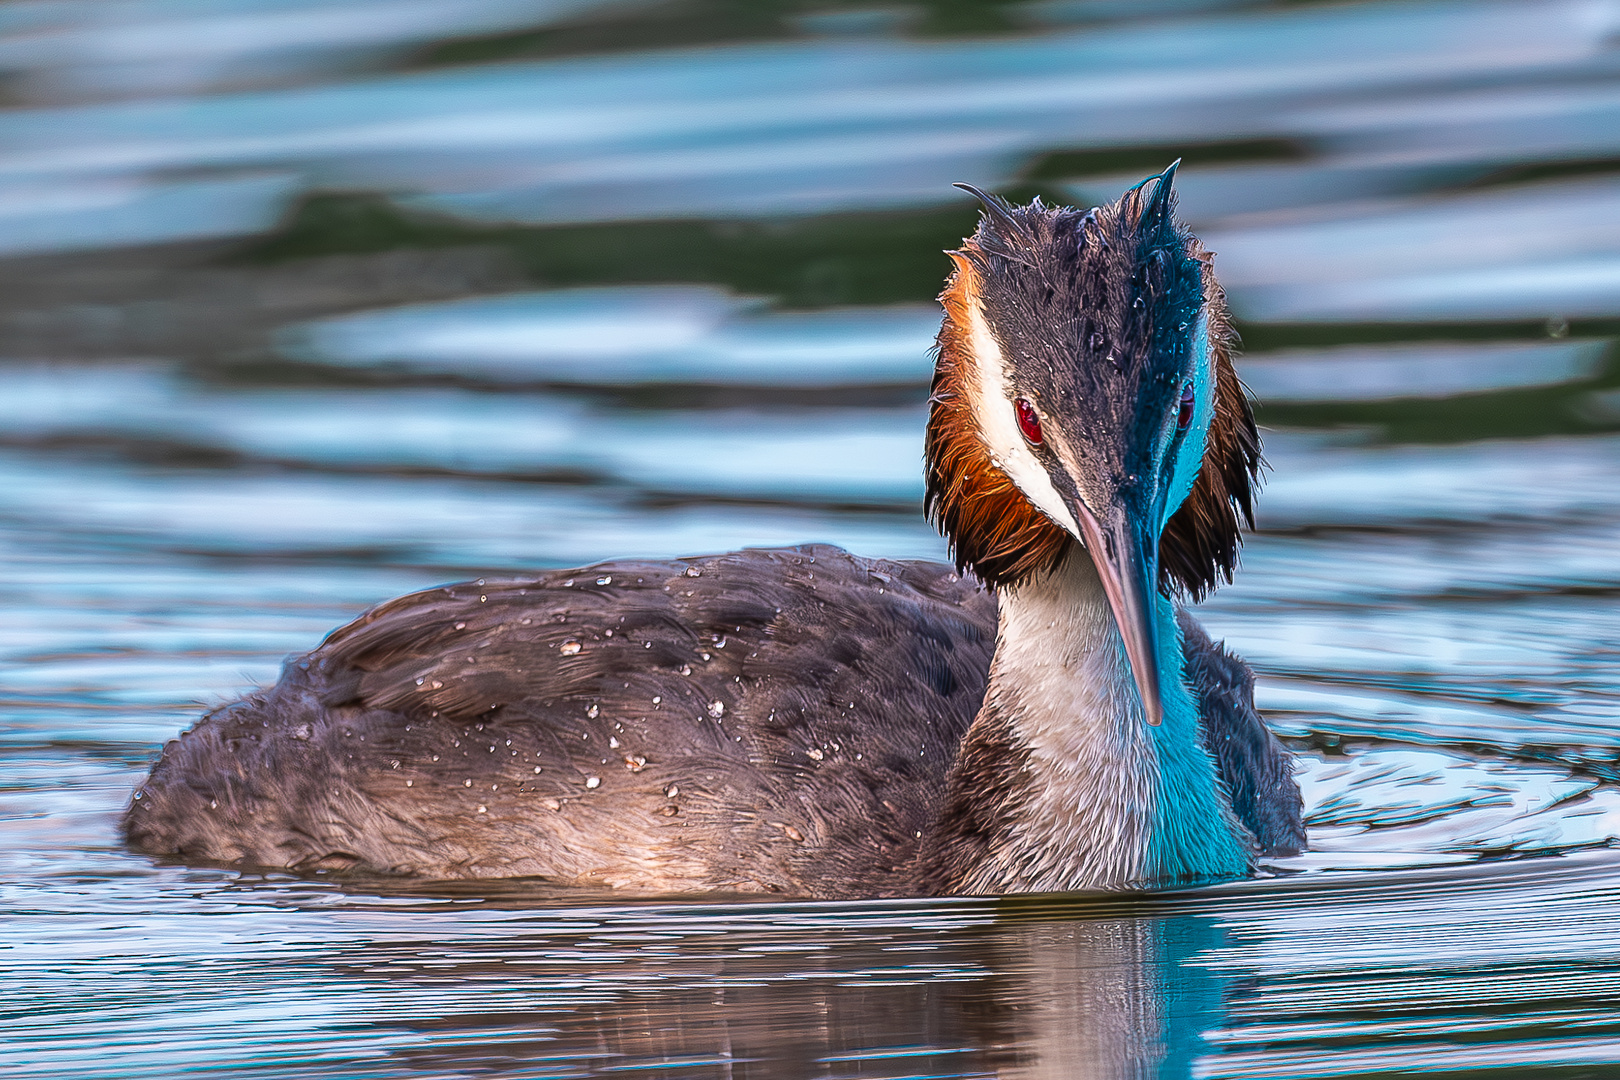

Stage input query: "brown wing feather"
[{"left": 124, "top": 546, "right": 999, "bottom": 895}]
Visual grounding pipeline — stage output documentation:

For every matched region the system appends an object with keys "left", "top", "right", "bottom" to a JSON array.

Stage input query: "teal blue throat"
[
  {"left": 1142, "top": 592, "right": 1251, "bottom": 885},
  {"left": 970, "top": 550, "right": 1253, "bottom": 893}
]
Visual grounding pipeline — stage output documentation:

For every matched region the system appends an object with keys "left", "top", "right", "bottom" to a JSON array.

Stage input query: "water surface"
[{"left": 4, "top": 1, "right": 1620, "bottom": 1076}]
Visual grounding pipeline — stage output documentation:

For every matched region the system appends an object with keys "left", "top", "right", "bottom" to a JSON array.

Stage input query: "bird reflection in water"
[{"left": 343, "top": 899, "right": 1225, "bottom": 1079}]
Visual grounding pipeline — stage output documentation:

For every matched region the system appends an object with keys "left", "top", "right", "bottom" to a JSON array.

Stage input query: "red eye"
[
  {"left": 1177, "top": 383, "right": 1195, "bottom": 432},
  {"left": 1015, "top": 396, "right": 1043, "bottom": 445}
]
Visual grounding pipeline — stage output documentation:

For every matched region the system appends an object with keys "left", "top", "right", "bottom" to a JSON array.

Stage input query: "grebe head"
[{"left": 925, "top": 164, "right": 1260, "bottom": 724}]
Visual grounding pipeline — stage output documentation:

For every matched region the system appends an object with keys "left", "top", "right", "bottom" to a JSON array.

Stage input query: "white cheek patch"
[{"left": 963, "top": 295, "right": 1084, "bottom": 541}]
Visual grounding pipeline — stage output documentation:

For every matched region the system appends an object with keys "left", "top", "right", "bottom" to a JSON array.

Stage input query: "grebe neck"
[{"left": 928, "top": 546, "right": 1251, "bottom": 894}]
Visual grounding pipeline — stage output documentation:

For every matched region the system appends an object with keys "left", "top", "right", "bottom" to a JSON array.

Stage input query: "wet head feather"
[{"left": 924, "top": 182, "right": 1260, "bottom": 598}]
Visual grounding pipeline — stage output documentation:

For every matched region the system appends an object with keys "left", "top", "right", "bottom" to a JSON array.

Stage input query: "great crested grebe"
[{"left": 124, "top": 166, "right": 1304, "bottom": 897}]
